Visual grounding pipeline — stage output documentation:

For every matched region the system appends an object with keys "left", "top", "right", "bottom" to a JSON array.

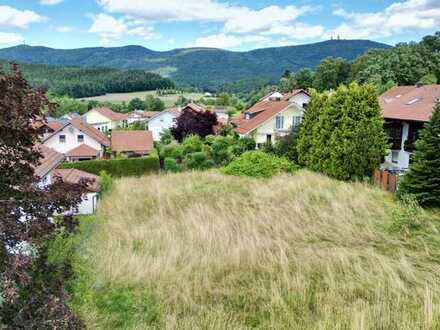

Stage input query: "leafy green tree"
[
  {"left": 398, "top": 103, "right": 440, "bottom": 207},
  {"left": 128, "top": 97, "right": 145, "bottom": 111},
  {"left": 295, "top": 68, "right": 315, "bottom": 89},
  {"left": 279, "top": 74, "right": 297, "bottom": 93},
  {"left": 145, "top": 94, "right": 165, "bottom": 111},
  {"left": 313, "top": 57, "right": 350, "bottom": 91},
  {"left": 49, "top": 95, "right": 88, "bottom": 117},
  {"left": 297, "top": 83, "right": 388, "bottom": 181},
  {"left": 231, "top": 136, "right": 256, "bottom": 156}
]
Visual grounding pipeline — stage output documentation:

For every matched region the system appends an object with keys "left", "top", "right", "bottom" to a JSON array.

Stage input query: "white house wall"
[
  {"left": 148, "top": 112, "right": 178, "bottom": 141},
  {"left": 44, "top": 125, "right": 104, "bottom": 156},
  {"left": 76, "top": 192, "right": 98, "bottom": 215},
  {"left": 252, "top": 105, "right": 304, "bottom": 144},
  {"left": 84, "top": 110, "right": 120, "bottom": 131}
]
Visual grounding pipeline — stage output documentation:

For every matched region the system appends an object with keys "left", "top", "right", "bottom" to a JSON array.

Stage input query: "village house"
[
  {"left": 148, "top": 107, "right": 181, "bottom": 141},
  {"left": 34, "top": 145, "right": 100, "bottom": 215},
  {"left": 83, "top": 107, "right": 128, "bottom": 132},
  {"left": 42, "top": 118, "right": 110, "bottom": 161},
  {"left": 380, "top": 84, "right": 440, "bottom": 171},
  {"left": 53, "top": 169, "right": 100, "bottom": 215},
  {"left": 111, "top": 130, "right": 154, "bottom": 157},
  {"left": 126, "top": 110, "right": 157, "bottom": 129},
  {"left": 231, "top": 90, "right": 310, "bottom": 148}
]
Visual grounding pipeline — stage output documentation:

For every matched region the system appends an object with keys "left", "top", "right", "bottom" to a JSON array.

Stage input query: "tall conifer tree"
[{"left": 399, "top": 103, "right": 440, "bottom": 207}]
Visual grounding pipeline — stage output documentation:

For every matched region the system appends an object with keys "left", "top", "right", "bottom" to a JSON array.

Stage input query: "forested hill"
[
  {"left": 0, "top": 61, "right": 174, "bottom": 98},
  {"left": 0, "top": 40, "right": 390, "bottom": 90}
]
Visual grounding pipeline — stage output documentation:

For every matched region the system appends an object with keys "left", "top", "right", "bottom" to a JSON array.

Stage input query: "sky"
[{"left": 0, "top": 0, "right": 439, "bottom": 51}]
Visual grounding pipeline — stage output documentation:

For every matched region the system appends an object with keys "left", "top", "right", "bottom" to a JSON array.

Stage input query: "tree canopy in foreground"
[{"left": 0, "top": 66, "right": 86, "bottom": 328}]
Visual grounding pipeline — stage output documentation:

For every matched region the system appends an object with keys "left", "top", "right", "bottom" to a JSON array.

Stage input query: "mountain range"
[{"left": 0, "top": 40, "right": 391, "bottom": 90}]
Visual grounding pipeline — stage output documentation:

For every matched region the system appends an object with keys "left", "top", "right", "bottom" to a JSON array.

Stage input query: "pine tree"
[{"left": 398, "top": 103, "right": 440, "bottom": 207}]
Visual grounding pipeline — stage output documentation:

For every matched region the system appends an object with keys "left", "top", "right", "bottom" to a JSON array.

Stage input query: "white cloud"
[
  {"left": 40, "top": 0, "right": 63, "bottom": 5},
  {"left": 331, "top": 0, "right": 440, "bottom": 39},
  {"left": 192, "top": 33, "right": 269, "bottom": 49},
  {"left": 56, "top": 25, "right": 75, "bottom": 33},
  {"left": 0, "top": 32, "right": 24, "bottom": 46},
  {"left": 96, "top": 0, "right": 315, "bottom": 35},
  {"left": 89, "top": 13, "right": 157, "bottom": 45},
  {"left": 263, "top": 23, "right": 325, "bottom": 39},
  {"left": 0, "top": 6, "right": 45, "bottom": 28}
]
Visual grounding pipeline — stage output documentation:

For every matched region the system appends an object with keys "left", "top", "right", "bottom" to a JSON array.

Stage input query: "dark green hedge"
[{"left": 60, "top": 153, "right": 159, "bottom": 177}]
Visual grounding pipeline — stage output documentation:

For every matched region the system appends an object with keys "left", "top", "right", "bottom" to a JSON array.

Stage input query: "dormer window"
[{"left": 245, "top": 113, "right": 250, "bottom": 120}]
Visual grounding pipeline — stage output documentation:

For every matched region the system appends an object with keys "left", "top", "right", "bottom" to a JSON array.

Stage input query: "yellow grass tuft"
[{"left": 77, "top": 170, "right": 440, "bottom": 329}]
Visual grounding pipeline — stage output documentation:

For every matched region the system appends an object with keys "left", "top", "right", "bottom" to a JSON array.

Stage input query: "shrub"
[
  {"left": 210, "top": 136, "right": 235, "bottom": 165},
  {"left": 170, "top": 108, "right": 218, "bottom": 142},
  {"left": 164, "top": 157, "right": 181, "bottom": 173},
  {"left": 160, "top": 142, "right": 184, "bottom": 161},
  {"left": 99, "top": 171, "right": 113, "bottom": 196},
  {"left": 182, "top": 135, "right": 204, "bottom": 155},
  {"left": 231, "top": 136, "right": 256, "bottom": 157},
  {"left": 223, "top": 151, "right": 298, "bottom": 178},
  {"left": 297, "top": 84, "right": 388, "bottom": 181},
  {"left": 60, "top": 151, "right": 159, "bottom": 177},
  {"left": 185, "top": 152, "right": 214, "bottom": 170}
]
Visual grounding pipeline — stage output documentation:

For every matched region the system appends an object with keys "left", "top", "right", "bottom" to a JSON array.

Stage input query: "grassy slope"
[
  {"left": 66, "top": 170, "right": 440, "bottom": 329},
  {"left": 80, "top": 91, "right": 206, "bottom": 107}
]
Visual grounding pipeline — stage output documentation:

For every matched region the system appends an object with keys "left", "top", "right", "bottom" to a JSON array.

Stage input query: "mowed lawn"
[
  {"left": 62, "top": 170, "right": 440, "bottom": 329},
  {"left": 80, "top": 91, "right": 207, "bottom": 107}
]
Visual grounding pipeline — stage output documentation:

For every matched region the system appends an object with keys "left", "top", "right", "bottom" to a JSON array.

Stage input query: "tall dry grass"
[{"left": 79, "top": 170, "right": 440, "bottom": 329}]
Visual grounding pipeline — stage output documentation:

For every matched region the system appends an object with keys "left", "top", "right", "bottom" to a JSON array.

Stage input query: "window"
[
  {"left": 59, "top": 135, "right": 66, "bottom": 143},
  {"left": 293, "top": 116, "right": 302, "bottom": 128},
  {"left": 77, "top": 134, "right": 84, "bottom": 143},
  {"left": 391, "top": 151, "right": 399, "bottom": 164},
  {"left": 266, "top": 134, "right": 272, "bottom": 144},
  {"left": 275, "top": 116, "right": 284, "bottom": 129}
]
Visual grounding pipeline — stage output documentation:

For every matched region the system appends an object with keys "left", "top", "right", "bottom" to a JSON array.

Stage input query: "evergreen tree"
[
  {"left": 297, "top": 83, "right": 388, "bottom": 181},
  {"left": 398, "top": 103, "right": 440, "bottom": 207}
]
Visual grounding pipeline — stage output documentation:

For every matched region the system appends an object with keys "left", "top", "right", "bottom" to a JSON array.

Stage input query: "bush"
[
  {"left": 164, "top": 157, "right": 181, "bottom": 173},
  {"left": 99, "top": 171, "right": 113, "bottom": 196},
  {"left": 223, "top": 151, "right": 298, "bottom": 178},
  {"left": 210, "top": 136, "right": 235, "bottom": 165},
  {"left": 231, "top": 136, "right": 256, "bottom": 157},
  {"left": 185, "top": 152, "right": 214, "bottom": 170},
  {"left": 60, "top": 151, "right": 159, "bottom": 177},
  {"left": 182, "top": 135, "right": 204, "bottom": 155},
  {"left": 160, "top": 142, "right": 184, "bottom": 161},
  {"left": 297, "top": 84, "right": 388, "bottom": 181}
]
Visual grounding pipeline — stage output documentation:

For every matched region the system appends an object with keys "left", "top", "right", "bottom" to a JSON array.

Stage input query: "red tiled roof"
[
  {"left": 70, "top": 119, "right": 110, "bottom": 146},
  {"left": 233, "top": 100, "right": 290, "bottom": 134},
  {"left": 47, "top": 121, "right": 64, "bottom": 131},
  {"left": 111, "top": 130, "right": 154, "bottom": 154},
  {"left": 43, "top": 119, "right": 110, "bottom": 147},
  {"left": 149, "top": 107, "right": 181, "bottom": 120},
  {"left": 34, "top": 144, "right": 65, "bottom": 178},
  {"left": 53, "top": 169, "right": 100, "bottom": 192},
  {"left": 282, "top": 89, "right": 309, "bottom": 101},
  {"left": 91, "top": 107, "right": 128, "bottom": 121},
  {"left": 380, "top": 85, "right": 440, "bottom": 122},
  {"left": 66, "top": 144, "right": 100, "bottom": 158}
]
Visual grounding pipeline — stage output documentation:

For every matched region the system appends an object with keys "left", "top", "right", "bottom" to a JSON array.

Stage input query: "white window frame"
[
  {"left": 293, "top": 116, "right": 302, "bottom": 128},
  {"left": 275, "top": 116, "right": 284, "bottom": 130},
  {"left": 59, "top": 134, "right": 66, "bottom": 143}
]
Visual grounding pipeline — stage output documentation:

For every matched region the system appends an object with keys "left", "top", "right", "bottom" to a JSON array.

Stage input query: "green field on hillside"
[
  {"left": 57, "top": 170, "right": 440, "bottom": 329},
  {"left": 80, "top": 91, "right": 206, "bottom": 107}
]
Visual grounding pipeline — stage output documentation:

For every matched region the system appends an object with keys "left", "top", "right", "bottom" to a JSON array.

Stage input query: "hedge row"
[{"left": 60, "top": 152, "right": 159, "bottom": 177}]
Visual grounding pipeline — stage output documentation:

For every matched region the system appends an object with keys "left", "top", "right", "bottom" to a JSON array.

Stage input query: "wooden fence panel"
[{"left": 373, "top": 169, "right": 397, "bottom": 193}]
